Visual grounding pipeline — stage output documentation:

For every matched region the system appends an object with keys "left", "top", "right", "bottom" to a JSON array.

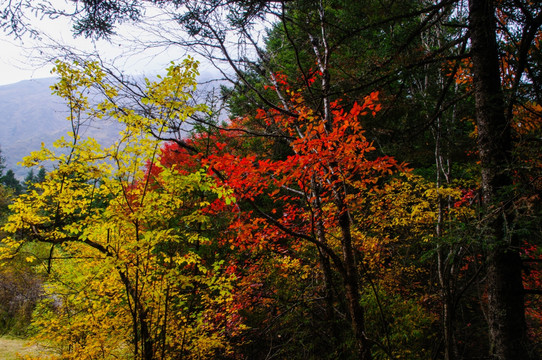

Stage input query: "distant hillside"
[
  {"left": 0, "top": 74, "right": 223, "bottom": 179},
  {"left": 0, "top": 78, "right": 121, "bottom": 178}
]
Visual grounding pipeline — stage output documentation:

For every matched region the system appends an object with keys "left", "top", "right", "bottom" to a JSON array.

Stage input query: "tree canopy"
[{"left": 1, "top": 1, "right": 541, "bottom": 359}]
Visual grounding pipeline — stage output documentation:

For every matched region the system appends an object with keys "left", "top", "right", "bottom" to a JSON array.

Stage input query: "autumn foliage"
[{"left": 0, "top": 54, "right": 540, "bottom": 359}]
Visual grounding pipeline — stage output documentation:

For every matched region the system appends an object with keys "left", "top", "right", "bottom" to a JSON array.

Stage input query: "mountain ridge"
[{"left": 0, "top": 77, "right": 120, "bottom": 178}]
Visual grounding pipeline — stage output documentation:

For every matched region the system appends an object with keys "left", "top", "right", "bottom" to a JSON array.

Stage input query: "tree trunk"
[
  {"left": 119, "top": 270, "right": 155, "bottom": 360},
  {"left": 337, "top": 201, "right": 372, "bottom": 360},
  {"left": 468, "top": 0, "right": 532, "bottom": 358}
]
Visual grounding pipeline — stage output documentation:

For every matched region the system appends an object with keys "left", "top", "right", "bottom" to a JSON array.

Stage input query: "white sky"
[
  {"left": 0, "top": 2, "right": 210, "bottom": 86},
  {"left": 0, "top": 35, "right": 50, "bottom": 85},
  {"left": 0, "top": 0, "right": 263, "bottom": 86},
  {"left": 0, "top": 30, "right": 181, "bottom": 86}
]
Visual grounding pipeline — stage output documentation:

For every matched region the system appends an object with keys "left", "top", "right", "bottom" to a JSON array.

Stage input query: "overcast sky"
[
  {"left": 0, "top": 32, "right": 180, "bottom": 86},
  {"left": 0, "top": 3, "right": 211, "bottom": 87},
  {"left": 0, "top": 35, "right": 49, "bottom": 85}
]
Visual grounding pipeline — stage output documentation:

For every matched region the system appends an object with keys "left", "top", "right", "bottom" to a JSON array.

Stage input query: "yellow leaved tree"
[{"left": 1, "top": 58, "right": 242, "bottom": 360}]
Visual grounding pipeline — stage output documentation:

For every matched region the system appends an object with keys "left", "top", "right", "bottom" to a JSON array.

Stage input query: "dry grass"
[{"left": 0, "top": 336, "right": 52, "bottom": 360}]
